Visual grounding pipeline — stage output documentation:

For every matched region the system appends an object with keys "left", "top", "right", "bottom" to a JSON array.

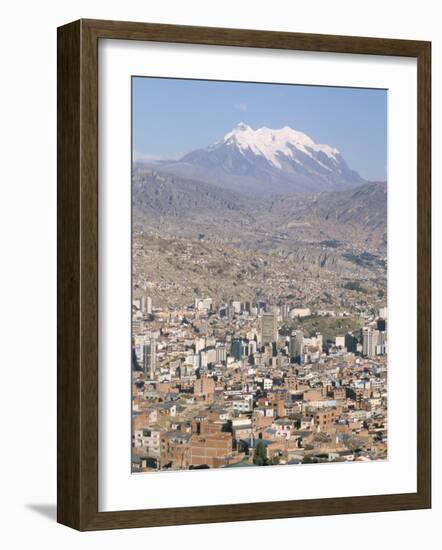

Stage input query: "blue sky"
[{"left": 132, "top": 77, "right": 387, "bottom": 181}]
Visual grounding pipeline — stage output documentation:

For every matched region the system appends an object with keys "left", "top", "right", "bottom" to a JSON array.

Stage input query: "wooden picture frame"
[{"left": 57, "top": 18, "right": 431, "bottom": 531}]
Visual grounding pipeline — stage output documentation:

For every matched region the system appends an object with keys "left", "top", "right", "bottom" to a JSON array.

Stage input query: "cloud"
[
  {"left": 133, "top": 150, "right": 186, "bottom": 163},
  {"left": 132, "top": 150, "right": 163, "bottom": 163},
  {"left": 234, "top": 102, "right": 248, "bottom": 112}
]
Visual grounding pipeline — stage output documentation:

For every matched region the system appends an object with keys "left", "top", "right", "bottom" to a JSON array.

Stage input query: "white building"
[
  {"left": 133, "top": 427, "right": 161, "bottom": 457},
  {"left": 290, "top": 308, "right": 311, "bottom": 319}
]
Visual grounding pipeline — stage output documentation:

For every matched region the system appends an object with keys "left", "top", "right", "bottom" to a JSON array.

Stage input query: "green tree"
[
  {"left": 253, "top": 441, "right": 268, "bottom": 466},
  {"left": 302, "top": 455, "right": 318, "bottom": 464}
]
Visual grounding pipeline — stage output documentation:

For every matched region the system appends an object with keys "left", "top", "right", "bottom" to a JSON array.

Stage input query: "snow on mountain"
[
  {"left": 153, "top": 123, "right": 365, "bottom": 196},
  {"left": 221, "top": 122, "right": 339, "bottom": 169}
]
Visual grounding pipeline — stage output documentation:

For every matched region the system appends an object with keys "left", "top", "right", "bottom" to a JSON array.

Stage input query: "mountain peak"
[
  {"left": 221, "top": 124, "right": 340, "bottom": 169},
  {"left": 235, "top": 122, "right": 252, "bottom": 131},
  {"left": 174, "top": 123, "right": 365, "bottom": 196}
]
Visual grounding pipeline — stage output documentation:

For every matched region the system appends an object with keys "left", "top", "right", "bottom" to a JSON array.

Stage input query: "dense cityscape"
[
  {"left": 131, "top": 108, "right": 388, "bottom": 473},
  {"left": 132, "top": 287, "right": 387, "bottom": 472}
]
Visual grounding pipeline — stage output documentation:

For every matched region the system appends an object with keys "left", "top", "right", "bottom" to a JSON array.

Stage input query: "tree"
[
  {"left": 302, "top": 455, "right": 318, "bottom": 464},
  {"left": 253, "top": 440, "right": 269, "bottom": 466}
]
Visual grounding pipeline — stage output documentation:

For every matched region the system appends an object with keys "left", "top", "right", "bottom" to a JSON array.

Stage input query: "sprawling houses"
[{"left": 132, "top": 297, "right": 388, "bottom": 471}]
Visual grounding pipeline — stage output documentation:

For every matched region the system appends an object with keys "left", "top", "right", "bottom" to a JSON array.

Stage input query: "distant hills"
[
  {"left": 133, "top": 123, "right": 386, "bottom": 279},
  {"left": 133, "top": 166, "right": 386, "bottom": 274}
]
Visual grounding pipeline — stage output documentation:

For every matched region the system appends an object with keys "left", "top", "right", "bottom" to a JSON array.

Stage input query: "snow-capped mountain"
[
  {"left": 152, "top": 123, "right": 365, "bottom": 196},
  {"left": 220, "top": 122, "right": 340, "bottom": 169}
]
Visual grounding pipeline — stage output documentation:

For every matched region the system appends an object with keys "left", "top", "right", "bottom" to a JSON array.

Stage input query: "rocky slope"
[{"left": 132, "top": 167, "right": 387, "bottom": 279}]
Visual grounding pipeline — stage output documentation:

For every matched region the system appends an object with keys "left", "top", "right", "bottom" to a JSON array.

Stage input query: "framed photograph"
[{"left": 57, "top": 19, "right": 431, "bottom": 530}]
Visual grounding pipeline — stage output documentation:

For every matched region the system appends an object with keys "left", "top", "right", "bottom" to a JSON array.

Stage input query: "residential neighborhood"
[{"left": 132, "top": 294, "right": 387, "bottom": 472}]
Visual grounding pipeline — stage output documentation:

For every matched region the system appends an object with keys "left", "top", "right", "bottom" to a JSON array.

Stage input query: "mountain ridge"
[
  {"left": 139, "top": 123, "right": 366, "bottom": 196},
  {"left": 133, "top": 166, "right": 386, "bottom": 255}
]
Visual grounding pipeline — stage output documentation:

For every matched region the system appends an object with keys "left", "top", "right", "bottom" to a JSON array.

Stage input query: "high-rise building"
[
  {"left": 143, "top": 339, "right": 157, "bottom": 378},
  {"left": 345, "top": 332, "right": 357, "bottom": 353},
  {"left": 185, "top": 354, "right": 200, "bottom": 369},
  {"left": 376, "top": 331, "right": 388, "bottom": 355},
  {"left": 362, "top": 327, "right": 379, "bottom": 357},
  {"left": 133, "top": 335, "right": 145, "bottom": 366},
  {"left": 314, "top": 332, "right": 323, "bottom": 351},
  {"left": 335, "top": 336, "right": 345, "bottom": 349},
  {"left": 289, "top": 330, "right": 304, "bottom": 361},
  {"left": 260, "top": 312, "right": 278, "bottom": 345},
  {"left": 200, "top": 347, "right": 217, "bottom": 367},
  {"left": 215, "top": 345, "right": 227, "bottom": 363},
  {"left": 248, "top": 340, "right": 257, "bottom": 356},
  {"left": 280, "top": 303, "right": 290, "bottom": 321},
  {"left": 194, "top": 337, "right": 205, "bottom": 354},
  {"left": 231, "top": 339, "right": 247, "bottom": 361},
  {"left": 139, "top": 295, "right": 152, "bottom": 315}
]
